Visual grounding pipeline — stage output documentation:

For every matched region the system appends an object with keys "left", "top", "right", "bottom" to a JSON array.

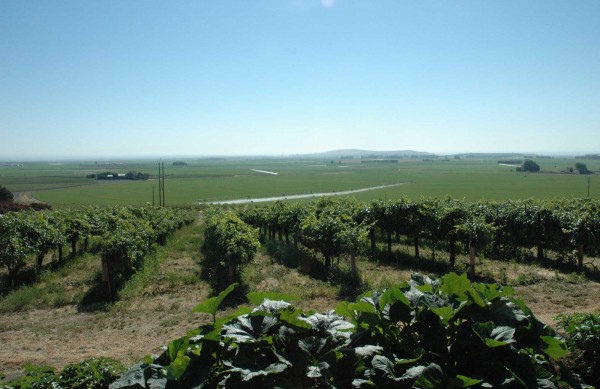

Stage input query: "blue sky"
[{"left": 1, "top": 0, "right": 599, "bottom": 159}]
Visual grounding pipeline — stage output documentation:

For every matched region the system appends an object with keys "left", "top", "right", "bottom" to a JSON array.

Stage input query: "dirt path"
[
  {"left": 514, "top": 278, "right": 600, "bottom": 325},
  {"left": 0, "top": 289, "right": 206, "bottom": 372}
]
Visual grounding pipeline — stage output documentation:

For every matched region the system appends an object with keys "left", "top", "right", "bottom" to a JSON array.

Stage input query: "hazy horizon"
[
  {"left": 0, "top": 148, "right": 594, "bottom": 163},
  {"left": 1, "top": 1, "right": 599, "bottom": 159}
]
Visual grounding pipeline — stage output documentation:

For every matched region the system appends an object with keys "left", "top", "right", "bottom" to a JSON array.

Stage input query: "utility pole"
[
  {"left": 152, "top": 186, "right": 155, "bottom": 207},
  {"left": 588, "top": 176, "right": 591, "bottom": 198},
  {"left": 158, "top": 163, "right": 163, "bottom": 207},
  {"left": 161, "top": 162, "right": 166, "bottom": 206}
]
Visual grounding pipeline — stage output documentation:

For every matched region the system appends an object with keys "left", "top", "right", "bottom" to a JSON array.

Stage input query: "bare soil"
[
  {"left": 514, "top": 278, "right": 600, "bottom": 325},
  {"left": 0, "top": 250, "right": 209, "bottom": 373}
]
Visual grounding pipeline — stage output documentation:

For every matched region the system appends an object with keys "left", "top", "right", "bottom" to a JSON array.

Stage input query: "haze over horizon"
[{"left": 1, "top": 1, "right": 599, "bottom": 159}]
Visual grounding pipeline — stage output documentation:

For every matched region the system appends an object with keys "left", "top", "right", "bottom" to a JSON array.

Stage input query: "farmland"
[
  {"left": 1, "top": 155, "right": 600, "bottom": 386},
  {"left": 1, "top": 155, "right": 599, "bottom": 208}
]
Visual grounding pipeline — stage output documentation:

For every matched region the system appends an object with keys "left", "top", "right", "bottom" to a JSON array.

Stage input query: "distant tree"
[
  {"left": 125, "top": 171, "right": 149, "bottom": 180},
  {"left": 92, "top": 171, "right": 149, "bottom": 180},
  {"left": 0, "top": 185, "right": 13, "bottom": 202},
  {"left": 575, "top": 162, "right": 589, "bottom": 174},
  {"left": 498, "top": 159, "right": 523, "bottom": 165},
  {"left": 518, "top": 159, "right": 540, "bottom": 172}
]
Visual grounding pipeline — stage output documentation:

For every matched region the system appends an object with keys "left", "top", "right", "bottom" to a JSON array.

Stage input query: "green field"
[{"left": 1, "top": 156, "right": 599, "bottom": 208}]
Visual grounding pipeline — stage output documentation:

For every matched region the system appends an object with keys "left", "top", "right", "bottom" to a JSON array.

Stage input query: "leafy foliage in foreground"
[
  {"left": 556, "top": 311, "right": 600, "bottom": 387},
  {"left": 111, "top": 273, "right": 587, "bottom": 388},
  {"left": 2, "top": 357, "right": 125, "bottom": 389}
]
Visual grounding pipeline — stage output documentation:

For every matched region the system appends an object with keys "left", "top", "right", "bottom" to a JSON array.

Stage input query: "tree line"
[{"left": 86, "top": 171, "right": 150, "bottom": 180}]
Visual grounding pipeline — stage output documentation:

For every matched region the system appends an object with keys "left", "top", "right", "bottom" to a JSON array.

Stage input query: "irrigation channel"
[{"left": 202, "top": 183, "right": 406, "bottom": 205}]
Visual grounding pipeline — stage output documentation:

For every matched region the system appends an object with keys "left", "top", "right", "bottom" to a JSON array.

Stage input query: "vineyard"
[
  {"left": 0, "top": 207, "right": 194, "bottom": 300},
  {"left": 237, "top": 197, "right": 600, "bottom": 275},
  {"left": 1, "top": 197, "right": 600, "bottom": 387}
]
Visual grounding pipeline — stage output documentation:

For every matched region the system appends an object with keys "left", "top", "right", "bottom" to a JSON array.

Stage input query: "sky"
[{"left": 1, "top": 0, "right": 599, "bottom": 160}]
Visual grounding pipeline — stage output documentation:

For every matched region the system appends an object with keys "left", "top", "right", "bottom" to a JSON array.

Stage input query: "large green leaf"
[
  {"left": 165, "top": 355, "right": 190, "bottom": 381},
  {"left": 471, "top": 283, "right": 513, "bottom": 303},
  {"left": 414, "top": 363, "right": 445, "bottom": 388},
  {"left": 193, "top": 283, "right": 238, "bottom": 317},
  {"left": 370, "top": 355, "right": 426, "bottom": 383},
  {"left": 472, "top": 322, "right": 515, "bottom": 348},
  {"left": 215, "top": 306, "right": 253, "bottom": 327},
  {"left": 410, "top": 273, "right": 440, "bottom": 288},
  {"left": 394, "top": 348, "right": 424, "bottom": 365},
  {"left": 541, "top": 336, "right": 568, "bottom": 359},
  {"left": 379, "top": 287, "right": 413, "bottom": 323},
  {"left": 379, "top": 287, "right": 410, "bottom": 309},
  {"left": 431, "top": 306, "right": 455, "bottom": 325},
  {"left": 404, "top": 286, "right": 425, "bottom": 307},
  {"left": 251, "top": 299, "right": 292, "bottom": 315},
  {"left": 441, "top": 273, "right": 471, "bottom": 298},
  {"left": 223, "top": 314, "right": 280, "bottom": 343},
  {"left": 226, "top": 361, "right": 288, "bottom": 382},
  {"left": 167, "top": 338, "right": 189, "bottom": 362},
  {"left": 279, "top": 309, "right": 312, "bottom": 330},
  {"left": 306, "top": 362, "right": 330, "bottom": 378},
  {"left": 455, "top": 374, "right": 483, "bottom": 387},
  {"left": 298, "top": 335, "right": 340, "bottom": 380},
  {"left": 246, "top": 291, "right": 298, "bottom": 305},
  {"left": 107, "top": 363, "right": 147, "bottom": 389},
  {"left": 336, "top": 300, "right": 376, "bottom": 319},
  {"left": 486, "top": 298, "right": 530, "bottom": 328},
  {"left": 466, "top": 288, "right": 487, "bottom": 308},
  {"left": 353, "top": 345, "right": 383, "bottom": 358},
  {"left": 302, "top": 311, "right": 353, "bottom": 339}
]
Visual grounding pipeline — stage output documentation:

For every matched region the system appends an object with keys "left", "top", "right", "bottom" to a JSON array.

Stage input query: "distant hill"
[{"left": 298, "top": 149, "right": 437, "bottom": 159}]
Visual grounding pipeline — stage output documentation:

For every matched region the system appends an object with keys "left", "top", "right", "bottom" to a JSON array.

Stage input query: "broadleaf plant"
[
  {"left": 111, "top": 275, "right": 590, "bottom": 388},
  {"left": 193, "top": 282, "right": 238, "bottom": 324}
]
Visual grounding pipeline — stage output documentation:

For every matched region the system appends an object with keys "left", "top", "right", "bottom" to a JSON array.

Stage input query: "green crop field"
[{"left": 1, "top": 156, "right": 599, "bottom": 208}]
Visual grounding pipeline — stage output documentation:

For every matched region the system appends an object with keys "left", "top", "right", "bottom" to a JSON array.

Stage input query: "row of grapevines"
[
  {"left": 0, "top": 207, "right": 194, "bottom": 294},
  {"left": 199, "top": 208, "right": 261, "bottom": 292},
  {"left": 240, "top": 197, "right": 600, "bottom": 274}
]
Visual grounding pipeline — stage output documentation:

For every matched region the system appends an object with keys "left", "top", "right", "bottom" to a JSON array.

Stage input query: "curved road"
[{"left": 201, "top": 183, "right": 406, "bottom": 205}]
